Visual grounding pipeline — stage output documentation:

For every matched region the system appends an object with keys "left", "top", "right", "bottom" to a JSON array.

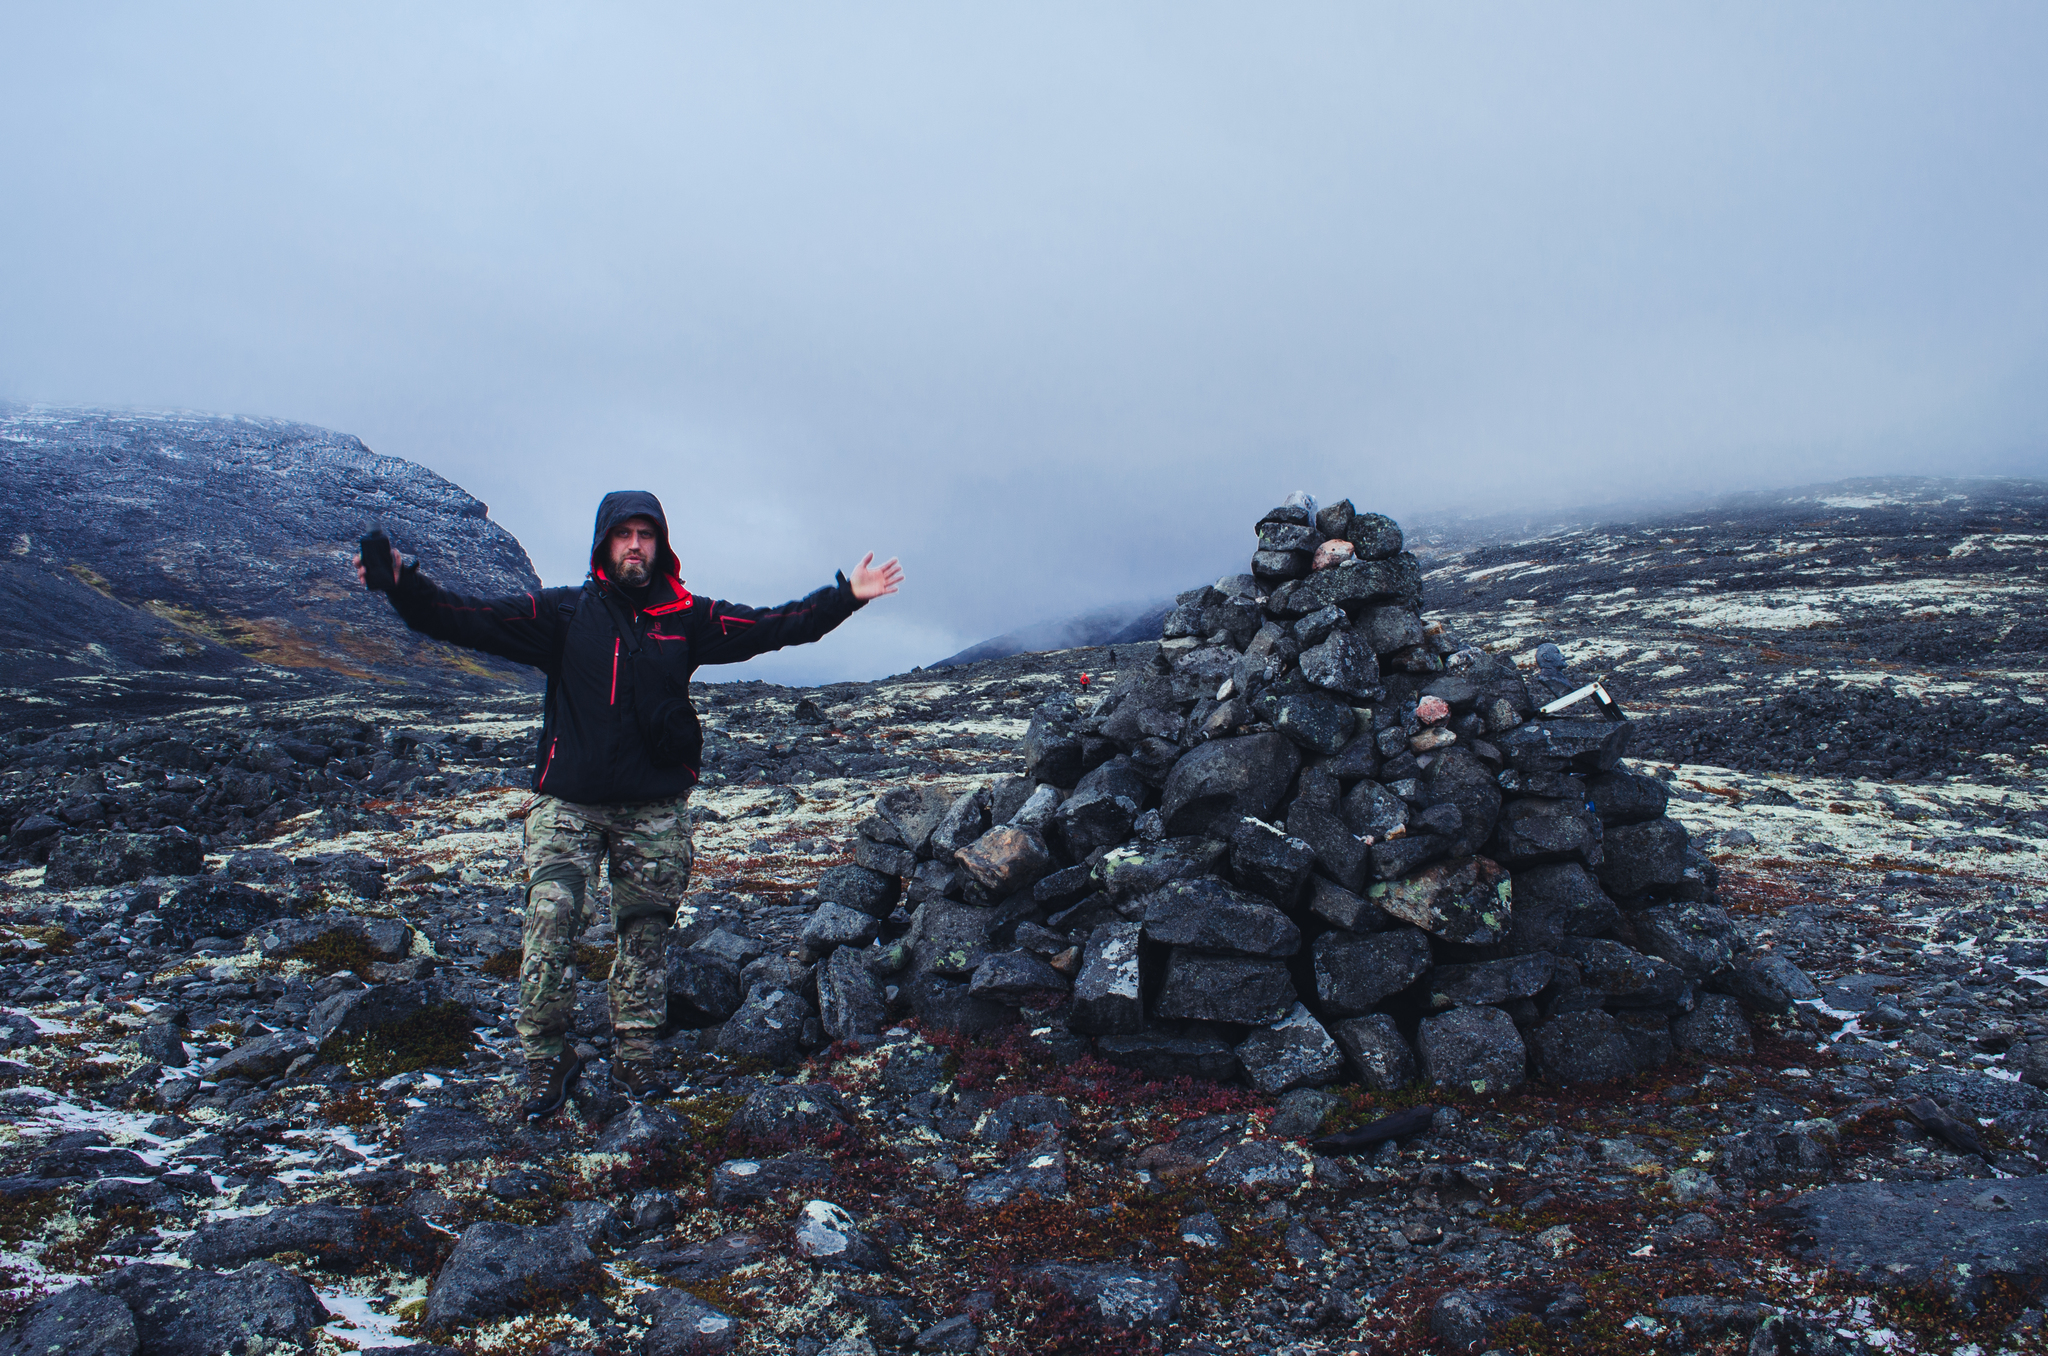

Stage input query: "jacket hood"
[{"left": 590, "top": 490, "right": 681, "bottom": 583}]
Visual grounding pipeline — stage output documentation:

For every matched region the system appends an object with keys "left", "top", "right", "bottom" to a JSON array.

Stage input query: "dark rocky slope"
[
  {"left": 1420, "top": 475, "right": 2048, "bottom": 785},
  {"left": 0, "top": 404, "right": 541, "bottom": 700}
]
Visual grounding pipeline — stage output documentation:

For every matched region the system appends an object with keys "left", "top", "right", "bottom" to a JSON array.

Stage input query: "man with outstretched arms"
[{"left": 358, "top": 490, "right": 902, "bottom": 1117}]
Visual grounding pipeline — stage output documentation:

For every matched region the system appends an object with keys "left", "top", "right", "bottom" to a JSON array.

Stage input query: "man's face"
[{"left": 609, "top": 516, "right": 660, "bottom": 586}]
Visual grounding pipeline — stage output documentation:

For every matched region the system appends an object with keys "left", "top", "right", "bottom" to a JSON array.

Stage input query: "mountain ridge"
[{"left": 0, "top": 403, "right": 542, "bottom": 699}]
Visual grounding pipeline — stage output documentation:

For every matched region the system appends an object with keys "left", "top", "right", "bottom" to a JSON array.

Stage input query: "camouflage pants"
[{"left": 517, "top": 792, "right": 693, "bottom": 1063}]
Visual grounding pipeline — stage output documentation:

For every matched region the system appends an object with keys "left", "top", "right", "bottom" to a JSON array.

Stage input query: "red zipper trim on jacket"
[
  {"left": 645, "top": 568, "right": 695, "bottom": 614},
  {"left": 610, "top": 638, "right": 620, "bottom": 705},
  {"left": 538, "top": 738, "right": 558, "bottom": 790}
]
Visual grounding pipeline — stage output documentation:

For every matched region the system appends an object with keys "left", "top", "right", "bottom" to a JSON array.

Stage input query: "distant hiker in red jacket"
[{"left": 358, "top": 490, "right": 902, "bottom": 1117}]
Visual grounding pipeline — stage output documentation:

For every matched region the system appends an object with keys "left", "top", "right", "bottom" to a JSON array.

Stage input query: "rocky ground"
[{"left": 0, "top": 477, "right": 2045, "bottom": 1355}]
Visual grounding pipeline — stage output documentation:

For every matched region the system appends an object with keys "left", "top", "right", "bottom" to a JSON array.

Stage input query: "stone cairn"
[{"left": 762, "top": 493, "right": 1758, "bottom": 1094}]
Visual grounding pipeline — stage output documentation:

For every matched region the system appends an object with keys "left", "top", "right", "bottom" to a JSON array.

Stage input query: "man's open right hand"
[{"left": 354, "top": 547, "right": 402, "bottom": 590}]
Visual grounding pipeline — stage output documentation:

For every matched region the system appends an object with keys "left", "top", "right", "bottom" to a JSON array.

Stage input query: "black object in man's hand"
[{"left": 360, "top": 529, "right": 397, "bottom": 592}]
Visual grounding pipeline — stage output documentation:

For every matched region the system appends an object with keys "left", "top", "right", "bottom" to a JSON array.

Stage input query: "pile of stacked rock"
[{"left": 727, "top": 494, "right": 1767, "bottom": 1094}]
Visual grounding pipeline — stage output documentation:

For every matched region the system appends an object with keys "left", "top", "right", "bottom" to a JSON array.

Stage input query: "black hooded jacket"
[{"left": 382, "top": 489, "right": 862, "bottom": 805}]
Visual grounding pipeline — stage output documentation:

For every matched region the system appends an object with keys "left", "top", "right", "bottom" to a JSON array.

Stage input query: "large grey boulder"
[
  {"left": 1095, "top": 836, "right": 1228, "bottom": 902},
  {"left": 710, "top": 1154, "right": 834, "bottom": 1207},
  {"left": 953, "top": 826, "right": 1055, "bottom": 901},
  {"left": 667, "top": 948, "right": 745, "bottom": 1026},
  {"left": 1235, "top": 1005, "right": 1344, "bottom": 1094},
  {"left": 1157, "top": 733, "right": 1300, "bottom": 836},
  {"left": 202, "top": 1030, "right": 317, "bottom": 1083},
  {"left": 1633, "top": 904, "right": 1737, "bottom": 981},
  {"left": 814, "top": 864, "right": 901, "bottom": 918},
  {"left": 1023, "top": 1262, "right": 1183, "bottom": 1328},
  {"left": 307, "top": 978, "right": 447, "bottom": 1043},
  {"left": 801, "top": 903, "right": 881, "bottom": 953},
  {"left": 0, "top": 1283, "right": 137, "bottom": 1356},
  {"left": 1425, "top": 953, "right": 1555, "bottom": 1011},
  {"left": 872, "top": 784, "right": 958, "bottom": 857},
  {"left": 1420, "top": 748, "right": 1503, "bottom": 856},
  {"left": 29, "top": 1132, "right": 152, "bottom": 1180},
  {"left": 401, "top": 1105, "right": 506, "bottom": 1164},
  {"left": 1305, "top": 875, "right": 1382, "bottom": 932},
  {"left": 1051, "top": 782, "right": 1140, "bottom": 859},
  {"left": 853, "top": 835, "right": 916, "bottom": 877},
  {"left": 637, "top": 1286, "right": 741, "bottom": 1355},
  {"left": 1347, "top": 513, "right": 1402, "bottom": 560},
  {"left": 1723, "top": 952, "right": 1818, "bottom": 1013},
  {"left": 1285, "top": 801, "right": 1372, "bottom": 893},
  {"left": 1586, "top": 769, "right": 1669, "bottom": 825},
  {"left": 1673, "top": 994, "right": 1753, "bottom": 1057},
  {"left": 1773, "top": 1179, "right": 2048, "bottom": 1303},
  {"left": 1168, "top": 644, "right": 1239, "bottom": 703},
  {"left": 1298, "top": 629, "right": 1383, "bottom": 703},
  {"left": 1597, "top": 816, "right": 1692, "bottom": 901},
  {"left": 1069, "top": 922, "right": 1144, "bottom": 1035},
  {"left": 160, "top": 877, "right": 292, "bottom": 944},
  {"left": 1492, "top": 797, "right": 1603, "bottom": 866},
  {"left": 0, "top": 406, "right": 542, "bottom": 690},
  {"left": 715, "top": 986, "right": 819, "bottom": 1065},
  {"left": 182, "top": 1201, "right": 442, "bottom": 1274},
  {"left": 99, "top": 1261, "right": 330, "bottom": 1356},
  {"left": 1254, "top": 689, "right": 1357, "bottom": 755},
  {"left": 1367, "top": 856, "right": 1512, "bottom": 946},
  {"left": 424, "top": 1223, "right": 601, "bottom": 1329},
  {"left": 1227, "top": 817, "right": 1317, "bottom": 907},
  {"left": 1138, "top": 876, "right": 1300, "bottom": 957},
  {"left": 1264, "top": 554, "right": 1422, "bottom": 617},
  {"left": 1528, "top": 1012, "right": 1638, "bottom": 1085},
  {"left": 928, "top": 788, "right": 991, "bottom": 860},
  {"left": 1417, "top": 1006, "right": 1526, "bottom": 1094},
  {"left": 1095, "top": 1032, "right": 1242, "bottom": 1082},
  {"left": 969, "top": 950, "right": 1069, "bottom": 1004},
  {"left": 909, "top": 900, "right": 995, "bottom": 979},
  {"left": 1022, "top": 706, "right": 1086, "bottom": 788},
  {"left": 730, "top": 1083, "right": 852, "bottom": 1145},
  {"left": 1506, "top": 862, "right": 1621, "bottom": 951},
  {"left": 1331, "top": 1014, "right": 1417, "bottom": 1091},
  {"left": 1493, "top": 717, "right": 1631, "bottom": 774},
  {"left": 816, "top": 946, "right": 886, "bottom": 1041},
  {"left": 252, "top": 911, "right": 410, "bottom": 962},
  {"left": 1153, "top": 950, "right": 1296, "bottom": 1025},
  {"left": 1560, "top": 938, "right": 1689, "bottom": 1008},
  {"left": 1311, "top": 928, "right": 1432, "bottom": 1016},
  {"left": 43, "top": 831, "right": 202, "bottom": 888},
  {"left": 1342, "top": 778, "right": 1409, "bottom": 839}
]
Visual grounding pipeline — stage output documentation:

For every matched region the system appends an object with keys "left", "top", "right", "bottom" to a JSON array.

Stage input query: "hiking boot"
[
  {"left": 610, "top": 1059, "right": 668, "bottom": 1101},
  {"left": 521, "top": 1047, "right": 586, "bottom": 1120}
]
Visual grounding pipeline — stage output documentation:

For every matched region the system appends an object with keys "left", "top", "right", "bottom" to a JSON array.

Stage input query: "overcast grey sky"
[{"left": 4, "top": 4, "right": 2046, "bottom": 683}]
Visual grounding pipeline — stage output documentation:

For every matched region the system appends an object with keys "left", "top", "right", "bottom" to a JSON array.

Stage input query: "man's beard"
[{"left": 614, "top": 556, "right": 652, "bottom": 586}]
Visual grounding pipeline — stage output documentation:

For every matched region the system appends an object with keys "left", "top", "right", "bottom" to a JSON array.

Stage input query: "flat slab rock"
[
  {"left": 98, "top": 1261, "right": 331, "bottom": 1356},
  {"left": 182, "top": 1200, "right": 442, "bottom": 1273},
  {"left": 400, "top": 1105, "right": 506, "bottom": 1164},
  {"left": 1772, "top": 1178, "right": 2048, "bottom": 1301},
  {"left": 424, "top": 1222, "right": 601, "bottom": 1329},
  {"left": 1024, "top": 1262, "right": 1183, "bottom": 1327}
]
